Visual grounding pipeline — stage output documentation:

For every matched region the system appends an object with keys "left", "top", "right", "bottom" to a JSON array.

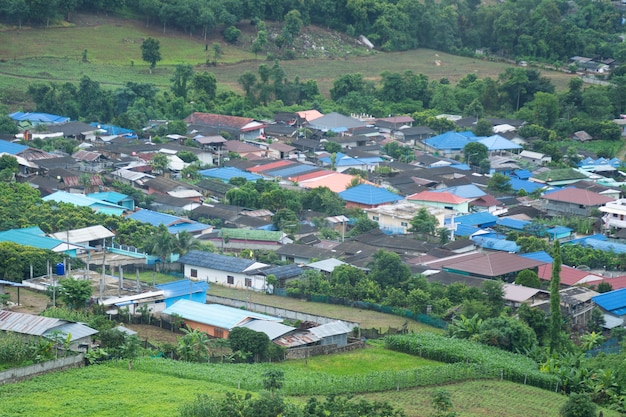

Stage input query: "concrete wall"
[
  {"left": 205, "top": 295, "right": 360, "bottom": 329},
  {"left": 0, "top": 354, "right": 84, "bottom": 385},
  {"left": 285, "top": 341, "right": 365, "bottom": 360}
]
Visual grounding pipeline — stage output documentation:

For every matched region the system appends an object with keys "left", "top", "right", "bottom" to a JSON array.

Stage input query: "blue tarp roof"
[
  {"left": 156, "top": 279, "right": 209, "bottom": 299},
  {"left": 338, "top": 184, "right": 401, "bottom": 205},
  {"left": 471, "top": 236, "right": 520, "bottom": 252},
  {"left": 9, "top": 111, "right": 69, "bottom": 124},
  {"left": 199, "top": 167, "right": 263, "bottom": 182},
  {"left": 520, "top": 251, "right": 554, "bottom": 263},
  {"left": 0, "top": 140, "right": 28, "bottom": 155},
  {"left": 593, "top": 288, "right": 626, "bottom": 315},
  {"left": 423, "top": 131, "right": 471, "bottom": 150},
  {"left": 454, "top": 212, "right": 498, "bottom": 226}
]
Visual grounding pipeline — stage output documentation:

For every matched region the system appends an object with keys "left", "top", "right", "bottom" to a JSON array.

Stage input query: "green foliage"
[
  {"left": 58, "top": 277, "right": 92, "bottom": 309},
  {"left": 550, "top": 241, "right": 563, "bottom": 352},
  {"left": 515, "top": 270, "right": 541, "bottom": 289},
  {"left": 223, "top": 26, "right": 242, "bottom": 43},
  {"left": 559, "top": 393, "right": 597, "bottom": 417},
  {"left": 140, "top": 37, "right": 161, "bottom": 71},
  {"left": 408, "top": 208, "right": 438, "bottom": 236},
  {"left": 228, "top": 327, "right": 270, "bottom": 363},
  {"left": 385, "top": 333, "right": 559, "bottom": 390}
]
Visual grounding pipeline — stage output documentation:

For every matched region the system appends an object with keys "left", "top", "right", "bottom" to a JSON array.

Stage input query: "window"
[
  {"left": 372, "top": 216, "right": 379, "bottom": 221},
  {"left": 214, "top": 329, "right": 224, "bottom": 338},
  {"left": 245, "top": 278, "right": 252, "bottom": 287},
  {"left": 400, "top": 222, "right": 408, "bottom": 227},
  {"left": 227, "top": 275, "right": 234, "bottom": 285},
  {"left": 190, "top": 269, "right": 198, "bottom": 278}
]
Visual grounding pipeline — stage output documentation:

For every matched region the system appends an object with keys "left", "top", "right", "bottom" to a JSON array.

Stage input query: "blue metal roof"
[
  {"left": 89, "top": 122, "right": 134, "bottom": 136},
  {"left": 593, "top": 288, "right": 626, "bottom": 314},
  {"left": 454, "top": 223, "right": 482, "bottom": 237},
  {"left": 437, "top": 184, "right": 485, "bottom": 198},
  {"left": 163, "top": 299, "right": 281, "bottom": 330},
  {"left": 0, "top": 140, "right": 28, "bottom": 155},
  {"left": 519, "top": 251, "right": 554, "bottom": 263},
  {"left": 509, "top": 178, "right": 546, "bottom": 193},
  {"left": 178, "top": 250, "right": 257, "bottom": 273},
  {"left": 267, "top": 164, "right": 319, "bottom": 178},
  {"left": 423, "top": 131, "right": 471, "bottom": 150},
  {"left": 478, "top": 134, "right": 522, "bottom": 151},
  {"left": 199, "top": 167, "right": 262, "bottom": 182},
  {"left": 339, "top": 184, "right": 401, "bottom": 205},
  {"left": 43, "top": 191, "right": 127, "bottom": 215},
  {"left": 497, "top": 217, "right": 530, "bottom": 230},
  {"left": 471, "top": 236, "right": 520, "bottom": 252},
  {"left": 156, "top": 279, "right": 209, "bottom": 299},
  {"left": 127, "top": 209, "right": 210, "bottom": 234},
  {"left": 10, "top": 111, "right": 70, "bottom": 124},
  {"left": 512, "top": 170, "right": 532, "bottom": 180},
  {"left": 454, "top": 212, "right": 498, "bottom": 226},
  {"left": 87, "top": 191, "right": 130, "bottom": 203},
  {"left": 0, "top": 228, "right": 65, "bottom": 251}
]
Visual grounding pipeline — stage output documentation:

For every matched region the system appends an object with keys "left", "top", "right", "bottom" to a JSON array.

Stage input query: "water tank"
[{"left": 55, "top": 262, "right": 65, "bottom": 276}]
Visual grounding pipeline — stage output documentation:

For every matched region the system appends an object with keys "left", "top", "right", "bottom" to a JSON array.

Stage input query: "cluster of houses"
[{"left": 4, "top": 108, "right": 626, "bottom": 353}]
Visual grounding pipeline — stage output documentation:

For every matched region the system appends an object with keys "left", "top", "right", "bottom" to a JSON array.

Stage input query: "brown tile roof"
[
  {"left": 443, "top": 252, "right": 546, "bottom": 277},
  {"left": 184, "top": 112, "right": 254, "bottom": 129},
  {"left": 541, "top": 188, "right": 613, "bottom": 206}
]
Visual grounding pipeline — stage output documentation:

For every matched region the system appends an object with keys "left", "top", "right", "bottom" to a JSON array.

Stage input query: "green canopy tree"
[{"left": 141, "top": 37, "right": 161, "bottom": 74}]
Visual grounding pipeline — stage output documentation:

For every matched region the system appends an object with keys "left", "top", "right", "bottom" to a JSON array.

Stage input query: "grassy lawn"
[
  {"left": 0, "top": 14, "right": 574, "bottom": 96},
  {"left": 278, "top": 340, "right": 441, "bottom": 376},
  {"left": 207, "top": 283, "right": 442, "bottom": 333}
]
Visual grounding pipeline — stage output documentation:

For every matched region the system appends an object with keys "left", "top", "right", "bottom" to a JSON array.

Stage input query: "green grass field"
[
  {"left": 0, "top": 14, "right": 575, "bottom": 97},
  {"left": 0, "top": 356, "right": 620, "bottom": 417}
]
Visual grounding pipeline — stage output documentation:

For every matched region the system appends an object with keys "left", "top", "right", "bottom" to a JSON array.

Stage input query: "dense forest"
[{"left": 2, "top": 0, "right": 626, "bottom": 62}]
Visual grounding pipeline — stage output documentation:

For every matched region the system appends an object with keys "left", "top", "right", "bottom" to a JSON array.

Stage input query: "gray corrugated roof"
[
  {"left": 309, "top": 321, "right": 353, "bottom": 338},
  {"left": 44, "top": 322, "right": 98, "bottom": 342},
  {"left": 0, "top": 310, "right": 62, "bottom": 336},
  {"left": 240, "top": 320, "right": 295, "bottom": 340},
  {"left": 178, "top": 250, "right": 256, "bottom": 273}
]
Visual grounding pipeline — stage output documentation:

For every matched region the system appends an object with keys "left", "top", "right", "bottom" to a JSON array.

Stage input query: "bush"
[{"left": 223, "top": 26, "right": 241, "bottom": 43}]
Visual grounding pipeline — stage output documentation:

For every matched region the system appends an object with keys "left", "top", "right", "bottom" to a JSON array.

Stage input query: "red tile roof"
[
  {"left": 538, "top": 264, "right": 604, "bottom": 286},
  {"left": 407, "top": 190, "right": 470, "bottom": 205},
  {"left": 541, "top": 188, "right": 613, "bottom": 206}
]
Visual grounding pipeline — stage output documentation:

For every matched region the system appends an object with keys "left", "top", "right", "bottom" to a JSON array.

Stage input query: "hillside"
[{"left": 0, "top": 13, "right": 574, "bottom": 101}]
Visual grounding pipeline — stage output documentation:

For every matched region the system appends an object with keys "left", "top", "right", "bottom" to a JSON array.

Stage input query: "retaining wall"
[{"left": 0, "top": 354, "right": 85, "bottom": 385}]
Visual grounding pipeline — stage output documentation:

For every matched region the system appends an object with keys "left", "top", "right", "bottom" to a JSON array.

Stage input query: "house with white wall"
[{"left": 177, "top": 250, "right": 268, "bottom": 292}]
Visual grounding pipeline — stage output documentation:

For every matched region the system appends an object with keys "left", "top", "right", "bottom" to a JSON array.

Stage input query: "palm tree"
[
  {"left": 173, "top": 231, "right": 202, "bottom": 257},
  {"left": 146, "top": 228, "right": 174, "bottom": 272}
]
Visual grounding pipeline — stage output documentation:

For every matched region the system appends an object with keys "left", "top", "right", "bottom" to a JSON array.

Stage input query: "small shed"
[{"left": 309, "top": 321, "right": 353, "bottom": 347}]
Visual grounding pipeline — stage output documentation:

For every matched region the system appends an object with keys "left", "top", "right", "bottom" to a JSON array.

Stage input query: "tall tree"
[
  {"left": 550, "top": 240, "right": 562, "bottom": 352},
  {"left": 141, "top": 37, "right": 162, "bottom": 74}
]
